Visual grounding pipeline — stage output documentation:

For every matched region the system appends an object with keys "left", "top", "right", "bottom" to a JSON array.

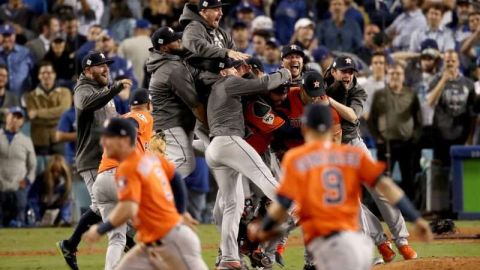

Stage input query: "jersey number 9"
[{"left": 322, "top": 168, "right": 345, "bottom": 205}]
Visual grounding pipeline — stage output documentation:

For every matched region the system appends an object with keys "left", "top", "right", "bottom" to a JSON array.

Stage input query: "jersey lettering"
[{"left": 322, "top": 168, "right": 345, "bottom": 205}]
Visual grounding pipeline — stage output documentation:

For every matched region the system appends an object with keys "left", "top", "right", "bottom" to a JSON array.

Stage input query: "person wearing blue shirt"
[
  {"left": 56, "top": 106, "right": 76, "bottom": 166},
  {"left": 0, "top": 24, "right": 34, "bottom": 98},
  {"left": 74, "top": 24, "right": 103, "bottom": 75},
  {"left": 273, "top": 0, "right": 308, "bottom": 45},
  {"left": 317, "top": 0, "right": 362, "bottom": 53}
]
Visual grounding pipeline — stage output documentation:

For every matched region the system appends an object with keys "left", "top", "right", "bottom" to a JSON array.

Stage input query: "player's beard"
[{"left": 170, "top": 47, "right": 186, "bottom": 57}]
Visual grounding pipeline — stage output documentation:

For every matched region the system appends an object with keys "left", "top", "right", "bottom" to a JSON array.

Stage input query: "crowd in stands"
[{"left": 0, "top": 0, "right": 479, "bottom": 227}]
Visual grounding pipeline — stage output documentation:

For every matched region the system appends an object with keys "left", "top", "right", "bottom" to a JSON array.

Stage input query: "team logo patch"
[
  {"left": 168, "top": 27, "right": 174, "bottom": 33},
  {"left": 158, "top": 38, "right": 164, "bottom": 44},
  {"left": 203, "top": 1, "right": 208, "bottom": 7},
  {"left": 314, "top": 81, "right": 320, "bottom": 88},
  {"left": 117, "top": 176, "right": 127, "bottom": 191},
  {"left": 345, "top": 58, "right": 352, "bottom": 64},
  {"left": 100, "top": 53, "right": 106, "bottom": 59},
  {"left": 262, "top": 112, "right": 275, "bottom": 125},
  {"left": 86, "top": 59, "right": 92, "bottom": 65},
  {"left": 290, "top": 45, "right": 298, "bottom": 50}
]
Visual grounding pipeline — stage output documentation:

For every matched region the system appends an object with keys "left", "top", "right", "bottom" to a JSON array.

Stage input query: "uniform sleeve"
[
  {"left": 116, "top": 165, "right": 142, "bottom": 203},
  {"left": 74, "top": 82, "right": 124, "bottom": 111},
  {"left": 357, "top": 150, "right": 386, "bottom": 187},
  {"left": 276, "top": 152, "right": 300, "bottom": 202},
  {"left": 349, "top": 86, "right": 368, "bottom": 118},
  {"left": 245, "top": 100, "right": 285, "bottom": 134}
]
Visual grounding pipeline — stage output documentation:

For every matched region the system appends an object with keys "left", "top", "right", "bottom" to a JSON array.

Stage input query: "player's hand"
[
  {"left": 118, "top": 79, "right": 133, "bottom": 89},
  {"left": 82, "top": 224, "right": 102, "bottom": 244},
  {"left": 182, "top": 212, "right": 199, "bottom": 232},
  {"left": 414, "top": 218, "right": 434, "bottom": 243},
  {"left": 28, "top": 110, "right": 38, "bottom": 120},
  {"left": 227, "top": 50, "right": 250, "bottom": 61},
  {"left": 247, "top": 219, "right": 280, "bottom": 243}
]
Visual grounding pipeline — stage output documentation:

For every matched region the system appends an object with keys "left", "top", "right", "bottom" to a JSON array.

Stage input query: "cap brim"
[
  {"left": 91, "top": 59, "right": 115, "bottom": 67},
  {"left": 304, "top": 88, "right": 325, "bottom": 97},
  {"left": 282, "top": 50, "right": 305, "bottom": 59},
  {"left": 203, "top": 3, "right": 229, "bottom": 9},
  {"left": 336, "top": 66, "right": 358, "bottom": 72}
]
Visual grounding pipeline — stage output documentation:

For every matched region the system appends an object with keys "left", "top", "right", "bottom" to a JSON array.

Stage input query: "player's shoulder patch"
[{"left": 116, "top": 175, "right": 127, "bottom": 191}]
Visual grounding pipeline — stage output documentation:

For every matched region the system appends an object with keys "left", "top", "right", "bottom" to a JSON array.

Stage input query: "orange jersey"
[
  {"left": 115, "top": 151, "right": 181, "bottom": 243},
  {"left": 277, "top": 140, "right": 385, "bottom": 244},
  {"left": 244, "top": 99, "right": 285, "bottom": 154},
  {"left": 98, "top": 110, "right": 154, "bottom": 173}
]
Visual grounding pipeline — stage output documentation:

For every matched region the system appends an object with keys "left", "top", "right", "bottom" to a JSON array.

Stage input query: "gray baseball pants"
[
  {"left": 206, "top": 136, "right": 278, "bottom": 262},
  {"left": 164, "top": 127, "right": 196, "bottom": 179},
  {"left": 78, "top": 169, "right": 99, "bottom": 213},
  {"left": 92, "top": 168, "right": 127, "bottom": 270}
]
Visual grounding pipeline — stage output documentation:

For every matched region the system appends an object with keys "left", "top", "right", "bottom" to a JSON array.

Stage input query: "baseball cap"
[
  {"left": 312, "top": 46, "right": 331, "bottom": 62},
  {"left": 247, "top": 57, "right": 264, "bottom": 72},
  {"left": 9, "top": 106, "right": 25, "bottom": 118},
  {"left": 129, "top": 88, "right": 151, "bottom": 106},
  {"left": 135, "top": 19, "right": 151, "bottom": 29},
  {"left": 0, "top": 24, "right": 15, "bottom": 35},
  {"left": 236, "top": 2, "right": 254, "bottom": 13},
  {"left": 294, "top": 18, "right": 315, "bottom": 31},
  {"left": 82, "top": 51, "right": 114, "bottom": 69},
  {"left": 281, "top": 44, "right": 305, "bottom": 59},
  {"left": 420, "top": 39, "right": 440, "bottom": 58},
  {"left": 301, "top": 104, "right": 333, "bottom": 133},
  {"left": 266, "top": 37, "right": 280, "bottom": 49},
  {"left": 52, "top": 32, "right": 67, "bottom": 43},
  {"left": 251, "top": 16, "right": 273, "bottom": 32},
  {"left": 271, "top": 81, "right": 290, "bottom": 95},
  {"left": 232, "top": 21, "right": 248, "bottom": 30},
  {"left": 302, "top": 71, "right": 326, "bottom": 97},
  {"left": 101, "top": 117, "right": 137, "bottom": 143},
  {"left": 332, "top": 56, "right": 357, "bottom": 72},
  {"left": 151, "top": 26, "right": 182, "bottom": 50},
  {"left": 198, "top": 0, "right": 229, "bottom": 10}
]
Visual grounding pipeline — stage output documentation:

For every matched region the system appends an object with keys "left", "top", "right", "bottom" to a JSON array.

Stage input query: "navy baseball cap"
[
  {"left": 101, "top": 117, "right": 137, "bottom": 143},
  {"left": 9, "top": 106, "right": 25, "bottom": 118},
  {"left": 312, "top": 46, "right": 331, "bottom": 62},
  {"left": 219, "top": 58, "right": 244, "bottom": 70},
  {"left": 136, "top": 19, "right": 151, "bottom": 29},
  {"left": 266, "top": 37, "right": 280, "bottom": 49},
  {"left": 151, "top": 26, "right": 182, "bottom": 50},
  {"left": 247, "top": 57, "right": 264, "bottom": 72},
  {"left": 302, "top": 71, "right": 326, "bottom": 97},
  {"left": 232, "top": 21, "right": 248, "bottom": 30},
  {"left": 52, "top": 32, "right": 67, "bottom": 43},
  {"left": 129, "top": 88, "right": 151, "bottom": 106},
  {"left": 301, "top": 104, "right": 333, "bottom": 133},
  {"left": 82, "top": 51, "right": 114, "bottom": 69},
  {"left": 420, "top": 39, "right": 440, "bottom": 58},
  {"left": 281, "top": 44, "right": 305, "bottom": 59},
  {"left": 332, "top": 56, "right": 357, "bottom": 72},
  {"left": 236, "top": 2, "right": 254, "bottom": 13},
  {"left": 0, "top": 24, "right": 15, "bottom": 35},
  {"left": 198, "top": 0, "right": 229, "bottom": 10},
  {"left": 271, "top": 81, "right": 290, "bottom": 95}
]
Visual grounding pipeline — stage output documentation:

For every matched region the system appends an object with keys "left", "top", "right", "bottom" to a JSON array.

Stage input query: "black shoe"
[
  {"left": 303, "top": 263, "right": 316, "bottom": 270},
  {"left": 56, "top": 240, "right": 79, "bottom": 270},
  {"left": 124, "top": 234, "right": 136, "bottom": 253},
  {"left": 275, "top": 251, "right": 285, "bottom": 267}
]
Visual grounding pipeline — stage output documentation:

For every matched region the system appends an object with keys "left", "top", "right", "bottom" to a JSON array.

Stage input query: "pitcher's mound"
[{"left": 374, "top": 257, "right": 480, "bottom": 270}]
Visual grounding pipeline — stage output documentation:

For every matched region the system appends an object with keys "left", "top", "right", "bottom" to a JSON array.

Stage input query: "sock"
[
  {"left": 276, "top": 243, "right": 285, "bottom": 255},
  {"left": 66, "top": 209, "right": 102, "bottom": 250}
]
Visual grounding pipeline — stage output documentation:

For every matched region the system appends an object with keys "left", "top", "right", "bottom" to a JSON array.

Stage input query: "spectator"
[
  {"left": 56, "top": 105, "right": 76, "bottom": 166},
  {"left": 355, "top": 24, "right": 381, "bottom": 65},
  {"left": 96, "top": 30, "right": 138, "bottom": 89},
  {"left": 233, "top": 2, "right": 258, "bottom": 26},
  {"left": 317, "top": 0, "right": 362, "bottom": 53},
  {"left": 460, "top": 11, "right": 480, "bottom": 59},
  {"left": 62, "top": 15, "right": 88, "bottom": 55},
  {"left": 118, "top": 19, "right": 153, "bottom": 84},
  {"left": 143, "top": 0, "right": 178, "bottom": 30},
  {"left": 25, "top": 61, "right": 72, "bottom": 172},
  {"left": 26, "top": 15, "right": 61, "bottom": 63},
  {"left": 343, "top": 0, "right": 365, "bottom": 32},
  {"left": 0, "top": 65, "right": 20, "bottom": 127},
  {"left": 427, "top": 50, "right": 476, "bottom": 211},
  {"left": 230, "top": 21, "right": 254, "bottom": 55},
  {"left": 0, "top": 107, "right": 36, "bottom": 227},
  {"left": 53, "top": 0, "right": 105, "bottom": 36},
  {"left": 290, "top": 18, "right": 316, "bottom": 51},
  {"left": 312, "top": 46, "right": 334, "bottom": 73},
  {"left": 252, "top": 30, "right": 270, "bottom": 60},
  {"left": 273, "top": 0, "right": 307, "bottom": 45},
  {"left": 107, "top": 0, "right": 136, "bottom": 43},
  {"left": 358, "top": 51, "right": 387, "bottom": 119},
  {"left": 28, "top": 154, "right": 72, "bottom": 226},
  {"left": 43, "top": 33, "right": 76, "bottom": 88},
  {"left": 368, "top": 63, "right": 422, "bottom": 200},
  {"left": 74, "top": 24, "right": 103, "bottom": 74},
  {"left": 448, "top": 0, "right": 474, "bottom": 44},
  {"left": 409, "top": 2, "right": 455, "bottom": 52},
  {"left": 251, "top": 15, "right": 274, "bottom": 33},
  {"left": 281, "top": 44, "right": 305, "bottom": 86},
  {"left": 0, "top": 0, "right": 35, "bottom": 42},
  {"left": 263, "top": 38, "right": 281, "bottom": 74},
  {"left": 386, "top": 0, "right": 427, "bottom": 52}
]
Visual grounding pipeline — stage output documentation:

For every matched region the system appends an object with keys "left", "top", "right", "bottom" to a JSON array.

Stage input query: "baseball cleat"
[
  {"left": 275, "top": 251, "right": 285, "bottom": 267},
  {"left": 398, "top": 244, "right": 418, "bottom": 260},
  {"left": 56, "top": 240, "right": 79, "bottom": 270},
  {"left": 373, "top": 257, "right": 385, "bottom": 265},
  {"left": 377, "top": 241, "right": 396, "bottom": 263},
  {"left": 303, "top": 263, "right": 315, "bottom": 270},
  {"left": 215, "top": 260, "right": 242, "bottom": 270}
]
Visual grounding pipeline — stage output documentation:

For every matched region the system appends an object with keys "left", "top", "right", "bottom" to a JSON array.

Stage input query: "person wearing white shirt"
[{"left": 386, "top": 0, "right": 427, "bottom": 51}]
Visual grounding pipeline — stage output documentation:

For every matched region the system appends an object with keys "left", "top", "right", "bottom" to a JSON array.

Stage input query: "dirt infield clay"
[{"left": 374, "top": 257, "right": 480, "bottom": 270}]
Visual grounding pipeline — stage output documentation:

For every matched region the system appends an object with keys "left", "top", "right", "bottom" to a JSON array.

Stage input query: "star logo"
[
  {"left": 313, "top": 81, "right": 320, "bottom": 88},
  {"left": 345, "top": 58, "right": 352, "bottom": 64},
  {"left": 168, "top": 27, "right": 174, "bottom": 33},
  {"left": 290, "top": 45, "right": 298, "bottom": 50},
  {"left": 100, "top": 53, "right": 105, "bottom": 59}
]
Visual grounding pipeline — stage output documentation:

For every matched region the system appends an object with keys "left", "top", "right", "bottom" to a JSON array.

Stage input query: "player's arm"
[
  {"left": 374, "top": 176, "right": 433, "bottom": 242},
  {"left": 170, "top": 171, "right": 199, "bottom": 229}
]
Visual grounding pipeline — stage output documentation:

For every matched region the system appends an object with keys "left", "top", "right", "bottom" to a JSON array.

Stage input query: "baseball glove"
[{"left": 429, "top": 219, "right": 456, "bottom": 234}]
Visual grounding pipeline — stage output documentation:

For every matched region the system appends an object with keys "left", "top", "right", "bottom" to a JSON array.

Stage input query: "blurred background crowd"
[{"left": 0, "top": 0, "right": 479, "bottom": 228}]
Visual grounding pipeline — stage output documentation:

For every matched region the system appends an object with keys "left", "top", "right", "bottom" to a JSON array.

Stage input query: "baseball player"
[
  {"left": 248, "top": 104, "right": 433, "bottom": 270},
  {"left": 92, "top": 89, "right": 153, "bottom": 270},
  {"left": 57, "top": 51, "right": 132, "bottom": 270},
  {"left": 83, "top": 118, "right": 207, "bottom": 270},
  {"left": 281, "top": 44, "right": 305, "bottom": 86},
  {"left": 327, "top": 56, "right": 417, "bottom": 262},
  {"left": 205, "top": 58, "right": 291, "bottom": 269}
]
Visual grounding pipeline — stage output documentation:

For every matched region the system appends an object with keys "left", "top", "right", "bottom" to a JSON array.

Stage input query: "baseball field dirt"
[{"left": 374, "top": 257, "right": 480, "bottom": 270}]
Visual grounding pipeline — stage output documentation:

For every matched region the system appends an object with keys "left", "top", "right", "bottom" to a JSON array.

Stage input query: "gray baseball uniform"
[{"left": 205, "top": 69, "right": 290, "bottom": 262}]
